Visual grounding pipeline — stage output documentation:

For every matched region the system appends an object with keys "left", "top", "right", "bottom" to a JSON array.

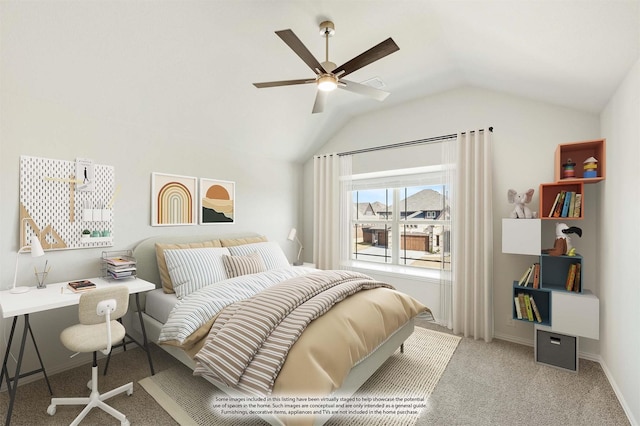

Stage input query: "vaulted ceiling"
[{"left": 2, "top": 1, "right": 638, "bottom": 162}]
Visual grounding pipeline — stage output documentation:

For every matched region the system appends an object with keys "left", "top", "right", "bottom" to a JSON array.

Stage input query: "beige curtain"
[
  {"left": 313, "top": 154, "right": 345, "bottom": 270},
  {"left": 452, "top": 129, "right": 493, "bottom": 341}
]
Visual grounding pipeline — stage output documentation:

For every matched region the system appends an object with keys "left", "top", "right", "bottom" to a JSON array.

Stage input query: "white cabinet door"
[
  {"left": 551, "top": 290, "right": 599, "bottom": 340},
  {"left": 502, "top": 219, "right": 541, "bottom": 255}
]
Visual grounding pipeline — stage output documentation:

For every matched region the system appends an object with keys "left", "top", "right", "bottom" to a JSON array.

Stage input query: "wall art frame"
[
  {"left": 151, "top": 172, "right": 197, "bottom": 226},
  {"left": 199, "top": 178, "right": 235, "bottom": 224}
]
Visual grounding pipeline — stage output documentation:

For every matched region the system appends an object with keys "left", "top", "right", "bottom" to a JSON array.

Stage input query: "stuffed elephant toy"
[{"left": 508, "top": 188, "right": 536, "bottom": 219}]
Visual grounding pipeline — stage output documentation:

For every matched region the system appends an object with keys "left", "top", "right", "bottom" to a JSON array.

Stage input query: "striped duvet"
[
  {"left": 193, "top": 270, "right": 393, "bottom": 395},
  {"left": 157, "top": 267, "right": 315, "bottom": 351}
]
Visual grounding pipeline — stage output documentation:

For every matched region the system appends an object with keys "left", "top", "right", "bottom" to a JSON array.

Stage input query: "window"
[{"left": 345, "top": 166, "right": 451, "bottom": 273}]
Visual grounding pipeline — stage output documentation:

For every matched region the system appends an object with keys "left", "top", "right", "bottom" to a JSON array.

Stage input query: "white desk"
[{"left": 0, "top": 277, "right": 156, "bottom": 426}]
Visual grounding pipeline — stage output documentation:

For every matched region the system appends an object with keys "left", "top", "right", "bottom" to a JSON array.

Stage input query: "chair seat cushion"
[{"left": 60, "top": 320, "right": 126, "bottom": 353}]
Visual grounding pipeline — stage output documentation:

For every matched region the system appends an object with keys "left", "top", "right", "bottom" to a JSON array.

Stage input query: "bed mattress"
[{"left": 144, "top": 288, "right": 179, "bottom": 324}]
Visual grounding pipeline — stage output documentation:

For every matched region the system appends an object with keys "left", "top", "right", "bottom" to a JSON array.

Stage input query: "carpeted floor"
[
  {"left": 139, "top": 327, "right": 461, "bottom": 426},
  {"left": 0, "top": 321, "right": 630, "bottom": 425}
]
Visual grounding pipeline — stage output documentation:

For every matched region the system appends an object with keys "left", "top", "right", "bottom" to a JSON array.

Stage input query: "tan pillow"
[
  {"left": 155, "top": 240, "right": 222, "bottom": 293},
  {"left": 222, "top": 252, "right": 267, "bottom": 278},
  {"left": 219, "top": 235, "right": 267, "bottom": 247}
]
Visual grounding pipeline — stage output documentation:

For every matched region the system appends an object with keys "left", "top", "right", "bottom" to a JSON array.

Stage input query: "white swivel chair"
[{"left": 47, "top": 286, "right": 133, "bottom": 426}]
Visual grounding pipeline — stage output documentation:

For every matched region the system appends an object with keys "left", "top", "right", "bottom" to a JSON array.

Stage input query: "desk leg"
[
  {"left": 27, "top": 316, "right": 53, "bottom": 395},
  {"left": 0, "top": 317, "right": 18, "bottom": 392},
  {"left": 136, "top": 293, "right": 155, "bottom": 376},
  {"left": 2, "top": 315, "right": 53, "bottom": 426}
]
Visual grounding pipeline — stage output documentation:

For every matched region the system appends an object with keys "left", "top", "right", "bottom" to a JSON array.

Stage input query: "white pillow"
[
  {"left": 227, "top": 241, "right": 290, "bottom": 270},
  {"left": 164, "top": 247, "right": 230, "bottom": 299}
]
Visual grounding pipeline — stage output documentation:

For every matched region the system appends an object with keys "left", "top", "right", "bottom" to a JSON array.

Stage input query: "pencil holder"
[{"left": 35, "top": 271, "right": 48, "bottom": 289}]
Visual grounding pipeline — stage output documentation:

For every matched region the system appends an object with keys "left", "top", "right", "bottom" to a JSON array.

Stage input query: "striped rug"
[{"left": 139, "top": 327, "right": 461, "bottom": 426}]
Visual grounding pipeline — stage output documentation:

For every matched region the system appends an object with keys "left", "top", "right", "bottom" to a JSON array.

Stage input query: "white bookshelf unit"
[{"left": 502, "top": 218, "right": 599, "bottom": 372}]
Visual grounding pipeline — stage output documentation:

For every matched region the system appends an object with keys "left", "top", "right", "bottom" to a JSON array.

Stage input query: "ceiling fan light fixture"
[{"left": 317, "top": 74, "right": 338, "bottom": 91}]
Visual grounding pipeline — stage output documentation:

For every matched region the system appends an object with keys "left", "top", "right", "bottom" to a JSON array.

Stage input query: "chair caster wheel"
[
  {"left": 47, "top": 404, "right": 56, "bottom": 416},
  {"left": 126, "top": 387, "right": 133, "bottom": 396},
  {"left": 121, "top": 419, "right": 130, "bottom": 426}
]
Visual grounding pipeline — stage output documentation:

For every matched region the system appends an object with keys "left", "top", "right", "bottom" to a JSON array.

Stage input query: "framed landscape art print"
[
  {"left": 199, "top": 178, "right": 235, "bottom": 224},
  {"left": 151, "top": 172, "right": 197, "bottom": 226}
]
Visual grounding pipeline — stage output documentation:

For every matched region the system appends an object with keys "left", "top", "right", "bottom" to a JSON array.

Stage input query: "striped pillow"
[
  {"left": 164, "top": 247, "right": 230, "bottom": 299},
  {"left": 222, "top": 252, "right": 267, "bottom": 278},
  {"left": 227, "top": 241, "right": 290, "bottom": 270}
]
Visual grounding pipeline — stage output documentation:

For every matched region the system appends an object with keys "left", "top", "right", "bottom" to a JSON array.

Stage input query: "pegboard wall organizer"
[{"left": 20, "top": 155, "right": 116, "bottom": 250}]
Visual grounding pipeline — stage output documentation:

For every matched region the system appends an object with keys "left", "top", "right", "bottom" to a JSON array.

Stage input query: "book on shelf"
[
  {"left": 553, "top": 191, "right": 566, "bottom": 217},
  {"left": 532, "top": 263, "right": 540, "bottom": 289},
  {"left": 523, "top": 294, "right": 534, "bottom": 321},
  {"left": 561, "top": 191, "right": 572, "bottom": 217},
  {"left": 514, "top": 296, "right": 523, "bottom": 319},
  {"left": 517, "top": 293, "right": 527, "bottom": 320},
  {"left": 573, "top": 193, "right": 582, "bottom": 217},
  {"left": 573, "top": 263, "right": 581, "bottom": 292},
  {"left": 548, "top": 192, "right": 562, "bottom": 217},
  {"left": 518, "top": 265, "right": 533, "bottom": 286},
  {"left": 529, "top": 295, "right": 543, "bottom": 323},
  {"left": 68, "top": 280, "right": 96, "bottom": 292},
  {"left": 565, "top": 263, "right": 577, "bottom": 291},
  {"left": 105, "top": 256, "right": 136, "bottom": 267},
  {"left": 568, "top": 191, "right": 577, "bottom": 217}
]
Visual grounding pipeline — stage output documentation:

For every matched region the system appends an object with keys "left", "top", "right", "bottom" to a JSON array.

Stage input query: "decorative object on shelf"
[
  {"left": 561, "top": 158, "right": 576, "bottom": 179},
  {"left": 287, "top": 228, "right": 303, "bottom": 266},
  {"left": 542, "top": 223, "right": 582, "bottom": 256},
  {"left": 12, "top": 231, "right": 45, "bottom": 294},
  {"left": 583, "top": 156, "right": 598, "bottom": 178},
  {"left": 507, "top": 188, "right": 537, "bottom": 219}
]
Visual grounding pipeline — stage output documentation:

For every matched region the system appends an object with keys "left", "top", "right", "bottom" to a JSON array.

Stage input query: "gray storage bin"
[{"left": 535, "top": 327, "right": 577, "bottom": 372}]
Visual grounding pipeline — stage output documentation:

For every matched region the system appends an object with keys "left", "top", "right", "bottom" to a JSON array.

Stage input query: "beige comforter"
[
  {"left": 193, "top": 270, "right": 396, "bottom": 395},
  {"left": 193, "top": 270, "right": 429, "bottom": 397}
]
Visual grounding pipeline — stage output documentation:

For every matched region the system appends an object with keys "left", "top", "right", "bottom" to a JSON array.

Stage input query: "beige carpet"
[{"left": 139, "top": 327, "right": 461, "bottom": 426}]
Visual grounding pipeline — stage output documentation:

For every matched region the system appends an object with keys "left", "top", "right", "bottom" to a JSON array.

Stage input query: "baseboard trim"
[{"left": 598, "top": 357, "right": 638, "bottom": 426}]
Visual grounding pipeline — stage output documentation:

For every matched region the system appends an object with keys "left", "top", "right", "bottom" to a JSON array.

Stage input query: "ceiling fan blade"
[
  {"left": 312, "top": 90, "right": 328, "bottom": 114},
  {"left": 333, "top": 38, "right": 399, "bottom": 79},
  {"left": 275, "top": 29, "right": 327, "bottom": 74},
  {"left": 253, "top": 79, "right": 315, "bottom": 88},
  {"left": 339, "top": 80, "right": 390, "bottom": 101}
]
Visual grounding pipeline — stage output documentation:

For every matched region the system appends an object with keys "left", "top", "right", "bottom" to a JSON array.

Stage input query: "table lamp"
[
  {"left": 11, "top": 235, "right": 45, "bottom": 294},
  {"left": 287, "top": 228, "right": 303, "bottom": 266}
]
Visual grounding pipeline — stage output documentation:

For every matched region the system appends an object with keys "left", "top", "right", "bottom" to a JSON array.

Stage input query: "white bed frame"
[{"left": 131, "top": 233, "right": 415, "bottom": 426}]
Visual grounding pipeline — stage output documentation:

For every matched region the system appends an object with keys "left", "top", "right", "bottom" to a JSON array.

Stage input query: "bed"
[{"left": 131, "top": 233, "right": 431, "bottom": 426}]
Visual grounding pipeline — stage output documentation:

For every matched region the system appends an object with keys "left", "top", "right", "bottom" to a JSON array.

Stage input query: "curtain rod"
[{"left": 337, "top": 126, "right": 493, "bottom": 157}]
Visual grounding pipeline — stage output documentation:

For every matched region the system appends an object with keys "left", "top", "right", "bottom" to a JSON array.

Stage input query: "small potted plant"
[{"left": 82, "top": 229, "right": 91, "bottom": 240}]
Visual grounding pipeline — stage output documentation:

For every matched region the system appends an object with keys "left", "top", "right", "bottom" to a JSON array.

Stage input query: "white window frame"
[{"left": 342, "top": 166, "right": 450, "bottom": 279}]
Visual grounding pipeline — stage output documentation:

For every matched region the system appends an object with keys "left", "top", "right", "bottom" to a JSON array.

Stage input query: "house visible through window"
[{"left": 346, "top": 166, "right": 451, "bottom": 272}]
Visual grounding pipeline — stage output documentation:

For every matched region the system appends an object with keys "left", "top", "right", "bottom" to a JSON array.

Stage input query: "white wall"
[
  {"left": 0, "top": 13, "right": 301, "bottom": 382},
  {"left": 304, "top": 86, "right": 601, "bottom": 354},
  {"left": 599, "top": 58, "right": 640, "bottom": 425}
]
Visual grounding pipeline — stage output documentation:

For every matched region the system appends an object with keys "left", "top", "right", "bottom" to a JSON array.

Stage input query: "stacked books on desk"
[
  {"left": 68, "top": 280, "right": 97, "bottom": 293},
  {"left": 104, "top": 256, "right": 137, "bottom": 280}
]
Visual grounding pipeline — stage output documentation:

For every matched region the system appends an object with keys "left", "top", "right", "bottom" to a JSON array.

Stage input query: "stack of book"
[
  {"left": 68, "top": 279, "right": 97, "bottom": 293},
  {"left": 105, "top": 256, "right": 137, "bottom": 279},
  {"left": 548, "top": 190, "right": 582, "bottom": 218}
]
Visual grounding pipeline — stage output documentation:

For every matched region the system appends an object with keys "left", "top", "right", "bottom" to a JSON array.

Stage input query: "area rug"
[{"left": 139, "top": 327, "right": 461, "bottom": 426}]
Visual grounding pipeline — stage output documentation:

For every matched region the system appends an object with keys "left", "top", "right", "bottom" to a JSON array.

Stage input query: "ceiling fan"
[{"left": 253, "top": 21, "right": 399, "bottom": 114}]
